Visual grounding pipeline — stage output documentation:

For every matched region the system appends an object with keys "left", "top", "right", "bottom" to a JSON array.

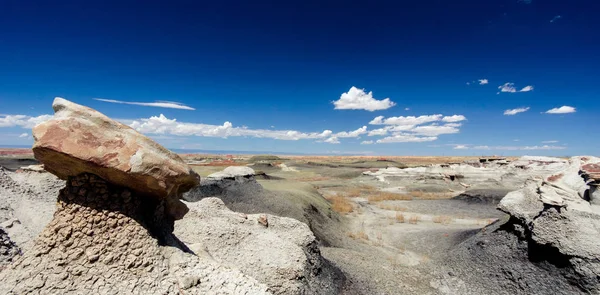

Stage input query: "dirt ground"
[
  {"left": 185, "top": 155, "right": 515, "bottom": 294},
  {"left": 1, "top": 152, "right": 517, "bottom": 294}
]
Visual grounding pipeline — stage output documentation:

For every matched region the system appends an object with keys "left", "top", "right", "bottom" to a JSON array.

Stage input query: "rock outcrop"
[
  {"left": 184, "top": 166, "right": 258, "bottom": 199},
  {"left": 0, "top": 173, "right": 268, "bottom": 294},
  {"left": 0, "top": 227, "right": 20, "bottom": 268},
  {"left": 176, "top": 198, "right": 345, "bottom": 294},
  {"left": 32, "top": 97, "right": 199, "bottom": 220},
  {"left": 436, "top": 156, "right": 600, "bottom": 295}
]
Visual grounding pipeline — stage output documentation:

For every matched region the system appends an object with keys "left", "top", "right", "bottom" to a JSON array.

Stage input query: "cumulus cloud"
[
  {"left": 334, "top": 126, "right": 367, "bottom": 138},
  {"left": 411, "top": 124, "right": 460, "bottom": 136},
  {"left": 94, "top": 98, "right": 195, "bottom": 110},
  {"left": 376, "top": 134, "right": 437, "bottom": 143},
  {"left": 361, "top": 140, "right": 374, "bottom": 145},
  {"left": 333, "top": 87, "right": 396, "bottom": 111},
  {"left": 442, "top": 115, "right": 466, "bottom": 122},
  {"left": 0, "top": 114, "right": 53, "bottom": 128},
  {"left": 129, "top": 114, "right": 341, "bottom": 140},
  {"left": 478, "top": 79, "right": 489, "bottom": 85},
  {"left": 323, "top": 137, "right": 340, "bottom": 144},
  {"left": 545, "top": 106, "right": 576, "bottom": 114},
  {"left": 367, "top": 113, "right": 466, "bottom": 142},
  {"left": 453, "top": 145, "right": 469, "bottom": 150},
  {"left": 368, "top": 127, "right": 390, "bottom": 136},
  {"left": 498, "top": 83, "right": 534, "bottom": 93},
  {"left": 504, "top": 107, "right": 530, "bottom": 115},
  {"left": 520, "top": 85, "right": 534, "bottom": 92},
  {"left": 18, "top": 133, "right": 29, "bottom": 138},
  {"left": 370, "top": 114, "right": 442, "bottom": 126}
]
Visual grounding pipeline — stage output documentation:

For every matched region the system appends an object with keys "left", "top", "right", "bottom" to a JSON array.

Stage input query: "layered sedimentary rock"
[
  {"left": 436, "top": 156, "right": 600, "bottom": 295},
  {"left": 32, "top": 97, "right": 199, "bottom": 220}
]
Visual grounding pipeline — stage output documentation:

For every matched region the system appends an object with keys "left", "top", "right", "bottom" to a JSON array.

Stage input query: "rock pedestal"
[
  {"left": 0, "top": 174, "right": 269, "bottom": 294},
  {"left": 32, "top": 97, "right": 199, "bottom": 220}
]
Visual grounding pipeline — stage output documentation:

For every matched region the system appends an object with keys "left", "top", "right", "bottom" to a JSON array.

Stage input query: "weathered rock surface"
[
  {"left": 0, "top": 174, "right": 269, "bottom": 294},
  {"left": 207, "top": 166, "right": 256, "bottom": 180},
  {"left": 436, "top": 156, "right": 600, "bottom": 295},
  {"left": 183, "top": 167, "right": 346, "bottom": 248},
  {"left": 32, "top": 97, "right": 199, "bottom": 220},
  {"left": 176, "top": 198, "right": 346, "bottom": 294},
  {"left": 0, "top": 227, "right": 20, "bottom": 268}
]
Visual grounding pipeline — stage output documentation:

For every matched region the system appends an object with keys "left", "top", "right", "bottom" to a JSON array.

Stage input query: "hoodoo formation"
[{"left": 0, "top": 98, "right": 343, "bottom": 294}]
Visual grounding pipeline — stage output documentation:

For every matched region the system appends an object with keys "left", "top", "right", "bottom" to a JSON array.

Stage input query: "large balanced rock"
[
  {"left": 0, "top": 174, "right": 268, "bottom": 294},
  {"left": 436, "top": 156, "right": 600, "bottom": 295},
  {"left": 32, "top": 97, "right": 199, "bottom": 220}
]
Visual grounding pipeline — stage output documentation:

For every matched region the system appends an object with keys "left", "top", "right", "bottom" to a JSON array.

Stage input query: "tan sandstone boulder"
[{"left": 32, "top": 97, "right": 199, "bottom": 220}]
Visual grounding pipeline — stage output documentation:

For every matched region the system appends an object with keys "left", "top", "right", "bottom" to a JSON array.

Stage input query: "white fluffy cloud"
[
  {"left": 94, "top": 98, "right": 195, "bottom": 110},
  {"left": 0, "top": 114, "right": 53, "bottom": 128},
  {"left": 360, "top": 140, "right": 374, "bottom": 145},
  {"left": 545, "top": 106, "right": 576, "bottom": 114},
  {"left": 368, "top": 113, "right": 466, "bottom": 143},
  {"left": 411, "top": 124, "right": 460, "bottom": 136},
  {"left": 504, "top": 107, "right": 530, "bottom": 115},
  {"left": 453, "top": 145, "right": 469, "bottom": 150},
  {"left": 18, "top": 133, "right": 28, "bottom": 138},
  {"left": 478, "top": 79, "right": 489, "bottom": 85},
  {"left": 520, "top": 85, "right": 534, "bottom": 92},
  {"left": 323, "top": 137, "right": 340, "bottom": 144},
  {"left": 128, "top": 114, "right": 350, "bottom": 141},
  {"left": 369, "top": 114, "right": 442, "bottom": 126},
  {"left": 334, "top": 126, "right": 367, "bottom": 138},
  {"left": 498, "top": 83, "right": 534, "bottom": 93},
  {"left": 442, "top": 115, "right": 466, "bottom": 122},
  {"left": 333, "top": 87, "right": 396, "bottom": 111},
  {"left": 376, "top": 134, "right": 437, "bottom": 143}
]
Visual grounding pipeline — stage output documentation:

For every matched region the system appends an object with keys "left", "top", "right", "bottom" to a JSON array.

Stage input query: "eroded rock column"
[{"left": 0, "top": 173, "right": 172, "bottom": 294}]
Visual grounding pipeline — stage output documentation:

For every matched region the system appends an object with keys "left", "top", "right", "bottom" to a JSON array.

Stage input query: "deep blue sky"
[{"left": 1, "top": 0, "right": 598, "bottom": 155}]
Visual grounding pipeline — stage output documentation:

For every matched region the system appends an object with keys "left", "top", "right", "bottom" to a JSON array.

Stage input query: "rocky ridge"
[{"left": 435, "top": 156, "right": 600, "bottom": 295}]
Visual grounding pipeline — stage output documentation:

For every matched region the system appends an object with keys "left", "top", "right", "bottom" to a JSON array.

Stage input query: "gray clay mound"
[{"left": 183, "top": 173, "right": 346, "bottom": 247}]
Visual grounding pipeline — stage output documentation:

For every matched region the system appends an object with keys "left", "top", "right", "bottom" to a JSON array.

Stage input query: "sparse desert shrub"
[
  {"left": 347, "top": 230, "right": 369, "bottom": 240},
  {"left": 395, "top": 212, "right": 405, "bottom": 223},
  {"left": 377, "top": 204, "right": 408, "bottom": 211},
  {"left": 346, "top": 187, "right": 362, "bottom": 198},
  {"left": 432, "top": 215, "right": 453, "bottom": 225},
  {"left": 356, "top": 230, "right": 369, "bottom": 240},
  {"left": 408, "top": 215, "right": 420, "bottom": 224},
  {"left": 326, "top": 193, "right": 353, "bottom": 214},
  {"left": 367, "top": 192, "right": 412, "bottom": 203}
]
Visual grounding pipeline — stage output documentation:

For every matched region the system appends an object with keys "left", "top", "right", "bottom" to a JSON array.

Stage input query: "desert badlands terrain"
[{"left": 0, "top": 98, "right": 599, "bottom": 294}]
